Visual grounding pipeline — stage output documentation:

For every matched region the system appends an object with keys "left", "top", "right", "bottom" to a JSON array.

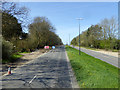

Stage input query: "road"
[
  {"left": 71, "top": 46, "right": 119, "bottom": 68},
  {"left": 1, "top": 46, "right": 79, "bottom": 88}
]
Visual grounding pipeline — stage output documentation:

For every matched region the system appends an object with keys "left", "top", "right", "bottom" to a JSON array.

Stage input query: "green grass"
[
  {"left": 112, "top": 49, "right": 119, "bottom": 52},
  {"left": 74, "top": 45, "right": 99, "bottom": 51},
  {"left": 11, "top": 54, "right": 23, "bottom": 59},
  {"left": 75, "top": 45, "right": 119, "bottom": 52},
  {"left": 18, "top": 51, "right": 30, "bottom": 54},
  {"left": 2, "top": 53, "right": 23, "bottom": 63},
  {"left": 81, "top": 46, "right": 100, "bottom": 51},
  {"left": 2, "top": 59, "right": 11, "bottom": 64},
  {"left": 66, "top": 46, "right": 119, "bottom": 88}
]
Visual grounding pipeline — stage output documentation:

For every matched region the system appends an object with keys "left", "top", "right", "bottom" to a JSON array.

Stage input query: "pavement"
[
  {"left": 1, "top": 45, "right": 79, "bottom": 89},
  {"left": 71, "top": 45, "right": 119, "bottom": 68}
]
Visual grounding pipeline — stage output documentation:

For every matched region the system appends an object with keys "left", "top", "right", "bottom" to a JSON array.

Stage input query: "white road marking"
[{"left": 29, "top": 75, "right": 37, "bottom": 84}]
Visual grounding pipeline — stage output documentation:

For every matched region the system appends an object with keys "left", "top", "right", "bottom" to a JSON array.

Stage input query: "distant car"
[
  {"left": 44, "top": 46, "right": 49, "bottom": 49},
  {"left": 52, "top": 46, "right": 55, "bottom": 49}
]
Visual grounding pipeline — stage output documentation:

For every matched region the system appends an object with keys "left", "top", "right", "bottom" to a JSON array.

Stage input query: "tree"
[
  {"left": 86, "top": 25, "right": 102, "bottom": 48},
  {"left": 100, "top": 17, "right": 118, "bottom": 49},
  {"left": 80, "top": 31, "right": 89, "bottom": 47},
  {"left": 71, "top": 37, "right": 78, "bottom": 46},
  {"left": 2, "top": 1, "right": 29, "bottom": 53},
  {"left": 2, "top": 2, "right": 29, "bottom": 41},
  {"left": 2, "top": 2, "right": 29, "bottom": 29},
  {"left": 2, "top": 12, "right": 22, "bottom": 41},
  {"left": 28, "top": 16, "right": 62, "bottom": 49},
  {"left": 71, "top": 16, "right": 118, "bottom": 50}
]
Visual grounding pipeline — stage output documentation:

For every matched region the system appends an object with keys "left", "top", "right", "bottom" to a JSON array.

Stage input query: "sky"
[{"left": 18, "top": 2, "right": 118, "bottom": 44}]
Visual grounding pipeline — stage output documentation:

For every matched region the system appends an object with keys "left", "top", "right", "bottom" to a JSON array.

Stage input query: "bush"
[
  {"left": 0, "top": 37, "right": 2, "bottom": 63},
  {"left": 15, "top": 40, "right": 29, "bottom": 52},
  {"left": 2, "top": 39, "right": 13, "bottom": 60}
]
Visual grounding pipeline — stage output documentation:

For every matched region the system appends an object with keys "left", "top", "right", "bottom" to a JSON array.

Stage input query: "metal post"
[
  {"left": 76, "top": 18, "right": 83, "bottom": 55},
  {"left": 79, "top": 20, "right": 80, "bottom": 55},
  {"left": 69, "top": 34, "right": 70, "bottom": 46}
]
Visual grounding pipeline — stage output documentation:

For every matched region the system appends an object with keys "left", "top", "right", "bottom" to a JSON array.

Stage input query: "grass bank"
[
  {"left": 75, "top": 45, "right": 119, "bottom": 52},
  {"left": 66, "top": 46, "right": 119, "bottom": 88},
  {"left": 18, "top": 51, "right": 30, "bottom": 54},
  {"left": 81, "top": 46, "right": 100, "bottom": 51},
  {"left": 2, "top": 53, "right": 23, "bottom": 64},
  {"left": 2, "top": 51, "right": 32, "bottom": 64}
]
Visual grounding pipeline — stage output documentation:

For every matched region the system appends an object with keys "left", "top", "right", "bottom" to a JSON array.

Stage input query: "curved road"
[{"left": 1, "top": 46, "right": 79, "bottom": 88}]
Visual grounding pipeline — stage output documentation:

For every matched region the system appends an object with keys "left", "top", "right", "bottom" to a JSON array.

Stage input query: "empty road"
[
  {"left": 71, "top": 46, "right": 119, "bottom": 68},
  {"left": 1, "top": 46, "right": 78, "bottom": 89}
]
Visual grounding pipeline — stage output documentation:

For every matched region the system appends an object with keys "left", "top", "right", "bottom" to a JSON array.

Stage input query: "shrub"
[
  {"left": 2, "top": 39, "right": 13, "bottom": 60},
  {"left": 15, "top": 40, "right": 29, "bottom": 52}
]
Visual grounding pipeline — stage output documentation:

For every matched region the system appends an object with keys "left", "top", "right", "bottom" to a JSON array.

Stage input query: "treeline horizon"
[
  {"left": 1, "top": 2, "right": 63, "bottom": 61},
  {"left": 71, "top": 16, "right": 119, "bottom": 50}
]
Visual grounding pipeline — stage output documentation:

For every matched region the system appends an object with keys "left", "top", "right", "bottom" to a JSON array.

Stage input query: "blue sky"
[{"left": 19, "top": 2, "right": 118, "bottom": 44}]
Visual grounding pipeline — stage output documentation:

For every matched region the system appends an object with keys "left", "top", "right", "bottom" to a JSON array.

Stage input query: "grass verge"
[
  {"left": 18, "top": 52, "right": 30, "bottom": 54},
  {"left": 2, "top": 53, "right": 23, "bottom": 64},
  {"left": 112, "top": 49, "right": 119, "bottom": 52},
  {"left": 66, "top": 46, "right": 119, "bottom": 88},
  {"left": 75, "top": 45, "right": 119, "bottom": 52},
  {"left": 81, "top": 46, "right": 100, "bottom": 51}
]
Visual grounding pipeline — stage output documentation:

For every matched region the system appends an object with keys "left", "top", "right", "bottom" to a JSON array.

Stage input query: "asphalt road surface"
[
  {"left": 71, "top": 45, "right": 119, "bottom": 68},
  {"left": 1, "top": 46, "right": 78, "bottom": 88}
]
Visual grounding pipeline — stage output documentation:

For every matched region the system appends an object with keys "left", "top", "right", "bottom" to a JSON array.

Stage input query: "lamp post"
[
  {"left": 76, "top": 18, "right": 83, "bottom": 55},
  {"left": 69, "top": 34, "right": 70, "bottom": 45}
]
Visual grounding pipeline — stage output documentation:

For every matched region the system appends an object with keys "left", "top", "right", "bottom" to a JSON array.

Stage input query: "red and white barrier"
[{"left": 44, "top": 46, "right": 49, "bottom": 49}]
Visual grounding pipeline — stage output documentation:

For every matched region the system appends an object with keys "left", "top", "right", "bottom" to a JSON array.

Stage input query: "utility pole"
[
  {"left": 69, "top": 34, "right": 70, "bottom": 46},
  {"left": 76, "top": 18, "right": 83, "bottom": 55}
]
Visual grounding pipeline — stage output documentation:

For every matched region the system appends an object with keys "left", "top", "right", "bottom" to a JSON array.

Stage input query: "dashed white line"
[{"left": 29, "top": 75, "right": 37, "bottom": 84}]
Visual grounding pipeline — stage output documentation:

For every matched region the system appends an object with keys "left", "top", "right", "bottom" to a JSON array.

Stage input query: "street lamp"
[
  {"left": 69, "top": 34, "right": 70, "bottom": 45},
  {"left": 76, "top": 18, "right": 83, "bottom": 55}
]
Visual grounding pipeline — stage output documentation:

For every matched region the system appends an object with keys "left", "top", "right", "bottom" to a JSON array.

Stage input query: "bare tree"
[
  {"left": 100, "top": 17, "right": 118, "bottom": 40},
  {"left": 109, "top": 17, "right": 118, "bottom": 39},
  {"left": 100, "top": 17, "right": 118, "bottom": 49},
  {"left": 2, "top": 1, "right": 30, "bottom": 31}
]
